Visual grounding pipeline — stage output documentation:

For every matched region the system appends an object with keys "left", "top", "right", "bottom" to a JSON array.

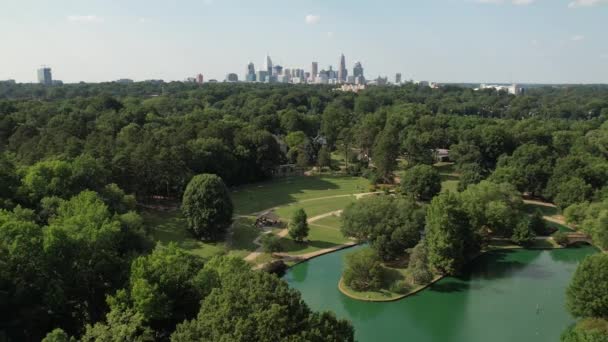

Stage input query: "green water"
[{"left": 284, "top": 245, "right": 597, "bottom": 342}]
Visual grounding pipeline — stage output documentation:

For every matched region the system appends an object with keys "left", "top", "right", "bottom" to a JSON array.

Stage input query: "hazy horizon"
[{"left": 2, "top": 0, "right": 607, "bottom": 84}]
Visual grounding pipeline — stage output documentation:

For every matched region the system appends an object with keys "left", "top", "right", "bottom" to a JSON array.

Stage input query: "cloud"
[
  {"left": 568, "top": 0, "right": 608, "bottom": 8},
  {"left": 512, "top": 0, "right": 535, "bottom": 4},
  {"left": 67, "top": 15, "right": 104, "bottom": 23},
  {"left": 571, "top": 35, "right": 585, "bottom": 41},
  {"left": 305, "top": 14, "right": 321, "bottom": 25}
]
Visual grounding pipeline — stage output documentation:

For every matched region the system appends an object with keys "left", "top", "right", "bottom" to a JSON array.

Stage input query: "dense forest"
[{"left": 1, "top": 81, "right": 608, "bottom": 341}]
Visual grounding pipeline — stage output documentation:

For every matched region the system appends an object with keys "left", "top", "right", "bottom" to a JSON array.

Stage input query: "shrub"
[
  {"left": 389, "top": 280, "right": 412, "bottom": 295},
  {"left": 553, "top": 231, "right": 569, "bottom": 246},
  {"left": 261, "top": 234, "right": 283, "bottom": 254}
]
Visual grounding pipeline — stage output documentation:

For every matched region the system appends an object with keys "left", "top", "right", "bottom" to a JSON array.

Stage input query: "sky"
[{"left": 1, "top": 0, "right": 607, "bottom": 84}]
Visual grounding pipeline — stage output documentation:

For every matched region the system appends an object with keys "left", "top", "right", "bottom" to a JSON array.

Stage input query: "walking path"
[{"left": 243, "top": 192, "right": 378, "bottom": 263}]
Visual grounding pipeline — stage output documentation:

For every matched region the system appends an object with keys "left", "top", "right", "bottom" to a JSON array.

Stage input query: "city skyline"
[{"left": 1, "top": 0, "right": 607, "bottom": 84}]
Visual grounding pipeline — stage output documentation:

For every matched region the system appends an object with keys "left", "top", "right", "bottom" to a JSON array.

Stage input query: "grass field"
[
  {"left": 279, "top": 224, "right": 350, "bottom": 255},
  {"left": 310, "top": 214, "right": 342, "bottom": 229},
  {"left": 143, "top": 210, "right": 260, "bottom": 259},
  {"left": 274, "top": 196, "right": 356, "bottom": 221},
  {"left": 231, "top": 176, "right": 369, "bottom": 214}
]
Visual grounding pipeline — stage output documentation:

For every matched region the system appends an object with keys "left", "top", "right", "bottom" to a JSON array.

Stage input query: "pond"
[{"left": 284, "top": 245, "right": 597, "bottom": 342}]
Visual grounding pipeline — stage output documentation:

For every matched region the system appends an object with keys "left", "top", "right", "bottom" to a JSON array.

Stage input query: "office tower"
[
  {"left": 196, "top": 74, "right": 204, "bottom": 84},
  {"left": 37, "top": 66, "right": 53, "bottom": 85},
  {"left": 395, "top": 73, "right": 402, "bottom": 84},
  {"left": 265, "top": 54, "right": 273, "bottom": 76},
  {"left": 257, "top": 70, "right": 268, "bottom": 83},
  {"left": 338, "top": 54, "right": 347, "bottom": 83},
  {"left": 328, "top": 66, "right": 337, "bottom": 81},
  {"left": 273, "top": 65, "right": 283, "bottom": 76},
  {"left": 225, "top": 73, "right": 238, "bottom": 82},
  {"left": 311, "top": 62, "right": 318, "bottom": 80},
  {"left": 246, "top": 62, "right": 256, "bottom": 82},
  {"left": 353, "top": 62, "right": 364, "bottom": 78}
]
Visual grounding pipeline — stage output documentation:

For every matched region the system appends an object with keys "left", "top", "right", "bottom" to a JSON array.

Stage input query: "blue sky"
[{"left": 1, "top": 0, "right": 607, "bottom": 83}]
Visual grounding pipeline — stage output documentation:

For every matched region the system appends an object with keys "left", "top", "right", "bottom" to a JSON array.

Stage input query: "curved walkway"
[{"left": 243, "top": 192, "right": 378, "bottom": 263}]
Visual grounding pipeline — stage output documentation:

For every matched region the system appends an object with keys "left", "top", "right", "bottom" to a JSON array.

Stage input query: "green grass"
[
  {"left": 274, "top": 196, "right": 356, "bottom": 221},
  {"left": 310, "top": 214, "right": 342, "bottom": 229},
  {"left": 143, "top": 210, "right": 260, "bottom": 259},
  {"left": 279, "top": 225, "right": 350, "bottom": 255},
  {"left": 436, "top": 162, "right": 460, "bottom": 193},
  {"left": 547, "top": 221, "right": 574, "bottom": 233},
  {"left": 231, "top": 176, "right": 369, "bottom": 215}
]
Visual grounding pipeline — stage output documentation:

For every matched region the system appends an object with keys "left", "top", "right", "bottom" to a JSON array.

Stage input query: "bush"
[
  {"left": 553, "top": 231, "right": 570, "bottom": 246},
  {"left": 261, "top": 234, "right": 283, "bottom": 254},
  {"left": 561, "top": 318, "right": 608, "bottom": 342},
  {"left": 343, "top": 248, "right": 384, "bottom": 292},
  {"left": 511, "top": 217, "right": 536, "bottom": 246},
  {"left": 389, "top": 280, "right": 412, "bottom": 294}
]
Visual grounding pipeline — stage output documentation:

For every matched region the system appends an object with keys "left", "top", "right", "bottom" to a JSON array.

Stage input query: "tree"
[
  {"left": 317, "top": 145, "right": 332, "bottom": 169},
  {"left": 401, "top": 164, "right": 441, "bottom": 201},
  {"left": 182, "top": 174, "right": 233, "bottom": 241},
  {"left": 372, "top": 125, "right": 400, "bottom": 183},
  {"left": 342, "top": 248, "right": 384, "bottom": 291},
  {"left": 341, "top": 196, "right": 425, "bottom": 261},
  {"left": 289, "top": 208, "right": 309, "bottom": 242},
  {"left": 425, "top": 192, "right": 477, "bottom": 275},
  {"left": 457, "top": 163, "right": 485, "bottom": 192},
  {"left": 42, "top": 329, "right": 74, "bottom": 342},
  {"left": 554, "top": 177, "right": 593, "bottom": 210},
  {"left": 566, "top": 254, "right": 608, "bottom": 318},
  {"left": 529, "top": 209, "right": 548, "bottom": 236},
  {"left": 171, "top": 257, "right": 354, "bottom": 342},
  {"left": 561, "top": 318, "right": 608, "bottom": 342},
  {"left": 511, "top": 217, "right": 536, "bottom": 246},
  {"left": 408, "top": 242, "right": 433, "bottom": 285},
  {"left": 261, "top": 233, "right": 283, "bottom": 253}
]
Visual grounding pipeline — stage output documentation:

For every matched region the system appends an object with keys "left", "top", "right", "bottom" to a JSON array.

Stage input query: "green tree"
[
  {"left": 372, "top": 125, "right": 400, "bottom": 183},
  {"left": 529, "top": 209, "right": 548, "bottom": 236},
  {"left": 341, "top": 196, "right": 425, "bottom": 261},
  {"left": 261, "top": 233, "right": 283, "bottom": 253},
  {"left": 182, "top": 174, "right": 233, "bottom": 241},
  {"left": 566, "top": 254, "right": 608, "bottom": 318},
  {"left": 554, "top": 177, "right": 593, "bottom": 210},
  {"left": 342, "top": 247, "right": 384, "bottom": 291},
  {"left": 511, "top": 217, "right": 536, "bottom": 246},
  {"left": 401, "top": 164, "right": 441, "bottom": 201},
  {"left": 317, "top": 145, "right": 332, "bottom": 169},
  {"left": 561, "top": 318, "right": 608, "bottom": 342},
  {"left": 289, "top": 208, "right": 309, "bottom": 242},
  {"left": 42, "top": 329, "right": 74, "bottom": 342},
  {"left": 171, "top": 257, "right": 354, "bottom": 342},
  {"left": 408, "top": 242, "right": 433, "bottom": 285},
  {"left": 425, "top": 192, "right": 477, "bottom": 275}
]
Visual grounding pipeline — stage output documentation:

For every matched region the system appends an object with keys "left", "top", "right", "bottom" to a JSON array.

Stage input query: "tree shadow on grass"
[
  {"left": 231, "top": 175, "right": 363, "bottom": 215},
  {"left": 279, "top": 238, "right": 340, "bottom": 254}
]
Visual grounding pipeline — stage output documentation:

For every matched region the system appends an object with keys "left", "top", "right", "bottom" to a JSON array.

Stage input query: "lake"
[{"left": 284, "top": 245, "right": 597, "bottom": 342}]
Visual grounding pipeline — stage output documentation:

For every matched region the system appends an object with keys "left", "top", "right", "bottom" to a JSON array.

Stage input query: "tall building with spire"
[{"left": 338, "top": 54, "right": 347, "bottom": 83}]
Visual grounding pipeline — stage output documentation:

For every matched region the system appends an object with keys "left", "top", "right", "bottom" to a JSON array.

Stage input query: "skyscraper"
[
  {"left": 265, "top": 54, "right": 273, "bottom": 76},
  {"left": 246, "top": 62, "right": 256, "bottom": 82},
  {"left": 196, "top": 74, "right": 204, "bottom": 84},
  {"left": 395, "top": 73, "right": 402, "bottom": 85},
  {"left": 37, "top": 66, "right": 52, "bottom": 85},
  {"left": 338, "top": 54, "right": 347, "bottom": 83},
  {"left": 311, "top": 62, "right": 318, "bottom": 80},
  {"left": 353, "top": 62, "right": 364, "bottom": 78}
]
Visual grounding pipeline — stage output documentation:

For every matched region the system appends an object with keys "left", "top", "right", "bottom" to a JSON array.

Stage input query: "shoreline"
[{"left": 335, "top": 241, "right": 575, "bottom": 303}]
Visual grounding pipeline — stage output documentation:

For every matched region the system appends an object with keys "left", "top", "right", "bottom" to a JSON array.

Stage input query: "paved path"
[{"left": 243, "top": 192, "right": 378, "bottom": 263}]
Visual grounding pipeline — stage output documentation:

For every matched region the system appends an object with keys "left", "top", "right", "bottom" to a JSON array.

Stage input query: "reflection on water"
[{"left": 285, "top": 245, "right": 597, "bottom": 342}]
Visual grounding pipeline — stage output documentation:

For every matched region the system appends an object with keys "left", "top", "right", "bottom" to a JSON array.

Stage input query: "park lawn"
[
  {"left": 436, "top": 162, "right": 460, "bottom": 193},
  {"left": 547, "top": 221, "right": 574, "bottom": 232},
  {"left": 231, "top": 176, "right": 369, "bottom": 215},
  {"left": 310, "top": 214, "right": 342, "bottom": 229},
  {"left": 143, "top": 210, "right": 260, "bottom": 259},
  {"left": 274, "top": 196, "right": 356, "bottom": 221},
  {"left": 279, "top": 225, "right": 350, "bottom": 255}
]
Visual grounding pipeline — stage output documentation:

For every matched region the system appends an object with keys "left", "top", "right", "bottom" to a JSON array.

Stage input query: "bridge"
[{"left": 564, "top": 232, "right": 593, "bottom": 245}]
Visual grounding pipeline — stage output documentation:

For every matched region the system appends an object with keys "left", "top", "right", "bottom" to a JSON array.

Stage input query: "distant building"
[
  {"left": 186, "top": 77, "right": 196, "bottom": 83},
  {"left": 265, "top": 54, "right": 273, "bottom": 76},
  {"left": 336, "top": 84, "right": 367, "bottom": 93},
  {"left": 338, "top": 54, "right": 347, "bottom": 83},
  {"left": 257, "top": 70, "right": 268, "bottom": 83},
  {"left": 115, "top": 79, "right": 134, "bottom": 84},
  {"left": 311, "top": 62, "right": 318, "bottom": 81},
  {"left": 196, "top": 74, "right": 204, "bottom": 84},
  {"left": 477, "top": 83, "right": 523, "bottom": 95},
  {"left": 225, "top": 73, "right": 238, "bottom": 82},
  {"left": 37, "top": 66, "right": 53, "bottom": 85},
  {"left": 246, "top": 62, "right": 256, "bottom": 82},
  {"left": 273, "top": 65, "right": 283, "bottom": 76},
  {"left": 395, "top": 73, "right": 402, "bottom": 84},
  {"left": 353, "top": 62, "right": 365, "bottom": 84},
  {"left": 1, "top": 79, "right": 16, "bottom": 84}
]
